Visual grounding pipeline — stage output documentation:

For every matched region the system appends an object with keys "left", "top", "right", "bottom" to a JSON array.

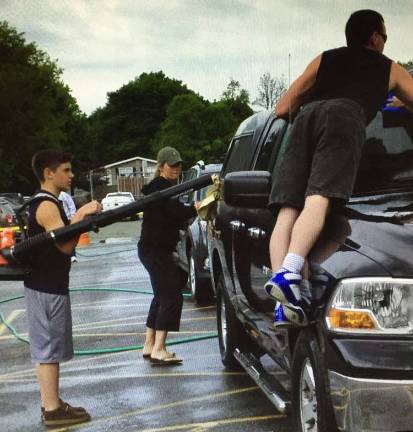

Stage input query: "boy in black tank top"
[
  {"left": 265, "top": 9, "right": 413, "bottom": 326},
  {"left": 24, "top": 149, "right": 101, "bottom": 427}
]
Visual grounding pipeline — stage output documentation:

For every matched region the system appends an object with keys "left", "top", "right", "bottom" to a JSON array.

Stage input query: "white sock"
[{"left": 281, "top": 253, "right": 305, "bottom": 274}]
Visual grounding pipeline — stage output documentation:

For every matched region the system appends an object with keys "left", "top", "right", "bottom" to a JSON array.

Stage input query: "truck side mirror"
[{"left": 223, "top": 171, "right": 271, "bottom": 208}]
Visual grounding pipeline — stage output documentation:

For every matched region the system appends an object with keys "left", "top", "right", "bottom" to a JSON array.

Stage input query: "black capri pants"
[{"left": 138, "top": 244, "right": 186, "bottom": 332}]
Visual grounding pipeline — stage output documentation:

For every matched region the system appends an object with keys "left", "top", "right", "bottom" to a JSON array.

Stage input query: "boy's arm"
[
  {"left": 36, "top": 200, "right": 102, "bottom": 255},
  {"left": 275, "top": 54, "right": 321, "bottom": 119}
]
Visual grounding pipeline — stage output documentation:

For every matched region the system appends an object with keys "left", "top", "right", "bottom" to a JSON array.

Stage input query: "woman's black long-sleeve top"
[{"left": 138, "top": 176, "right": 197, "bottom": 252}]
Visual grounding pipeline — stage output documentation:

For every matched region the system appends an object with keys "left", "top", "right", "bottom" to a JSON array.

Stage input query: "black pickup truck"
[{"left": 208, "top": 106, "right": 413, "bottom": 432}]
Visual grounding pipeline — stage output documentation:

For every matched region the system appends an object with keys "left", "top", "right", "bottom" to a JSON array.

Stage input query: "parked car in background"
[
  {"left": 0, "top": 193, "right": 24, "bottom": 210},
  {"left": 0, "top": 199, "right": 19, "bottom": 232},
  {"left": 101, "top": 192, "right": 138, "bottom": 220},
  {"left": 209, "top": 105, "right": 413, "bottom": 431},
  {"left": 102, "top": 192, "right": 135, "bottom": 211},
  {"left": 176, "top": 161, "right": 222, "bottom": 303}
]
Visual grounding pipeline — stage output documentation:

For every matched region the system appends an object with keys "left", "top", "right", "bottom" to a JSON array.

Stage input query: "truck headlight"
[{"left": 326, "top": 278, "right": 413, "bottom": 334}]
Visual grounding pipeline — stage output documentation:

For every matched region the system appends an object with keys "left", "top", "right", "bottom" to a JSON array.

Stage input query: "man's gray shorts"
[
  {"left": 24, "top": 287, "right": 74, "bottom": 363},
  {"left": 269, "top": 98, "right": 366, "bottom": 210}
]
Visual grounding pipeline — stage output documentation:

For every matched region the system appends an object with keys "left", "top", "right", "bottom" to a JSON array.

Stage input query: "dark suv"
[
  {"left": 209, "top": 107, "right": 413, "bottom": 431},
  {"left": 176, "top": 161, "right": 222, "bottom": 302}
]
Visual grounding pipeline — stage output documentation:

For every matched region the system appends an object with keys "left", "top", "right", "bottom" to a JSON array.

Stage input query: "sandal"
[{"left": 150, "top": 352, "right": 182, "bottom": 366}]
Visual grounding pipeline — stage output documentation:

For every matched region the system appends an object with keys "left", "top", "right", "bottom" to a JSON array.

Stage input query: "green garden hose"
[{"left": 0, "top": 287, "right": 217, "bottom": 355}]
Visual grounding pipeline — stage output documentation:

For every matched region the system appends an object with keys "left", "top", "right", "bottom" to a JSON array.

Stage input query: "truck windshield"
[{"left": 353, "top": 110, "right": 413, "bottom": 195}]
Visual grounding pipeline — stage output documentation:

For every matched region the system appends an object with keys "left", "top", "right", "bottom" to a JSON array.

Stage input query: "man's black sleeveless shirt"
[
  {"left": 309, "top": 46, "right": 392, "bottom": 124},
  {"left": 24, "top": 191, "right": 71, "bottom": 295}
]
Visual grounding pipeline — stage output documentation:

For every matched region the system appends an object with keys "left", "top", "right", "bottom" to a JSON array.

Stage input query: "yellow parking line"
[
  {"left": 70, "top": 316, "right": 215, "bottom": 332},
  {"left": 0, "top": 333, "right": 28, "bottom": 341},
  {"left": 50, "top": 386, "right": 265, "bottom": 432},
  {"left": 72, "top": 305, "right": 214, "bottom": 329},
  {"left": 71, "top": 330, "right": 217, "bottom": 338},
  {"left": 1, "top": 329, "right": 215, "bottom": 341},
  {"left": 0, "top": 349, "right": 223, "bottom": 380},
  {"left": 70, "top": 296, "right": 151, "bottom": 307},
  {"left": 0, "top": 309, "right": 23, "bottom": 335},
  {"left": 0, "top": 329, "right": 220, "bottom": 379},
  {"left": 71, "top": 303, "right": 153, "bottom": 310},
  {"left": 137, "top": 415, "right": 285, "bottom": 432},
  {"left": 0, "top": 371, "right": 248, "bottom": 383}
]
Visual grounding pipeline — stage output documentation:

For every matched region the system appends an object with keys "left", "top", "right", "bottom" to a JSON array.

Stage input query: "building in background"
[{"left": 88, "top": 156, "right": 157, "bottom": 201}]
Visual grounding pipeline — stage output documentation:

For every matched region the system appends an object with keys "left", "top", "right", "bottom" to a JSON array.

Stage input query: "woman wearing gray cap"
[{"left": 138, "top": 146, "right": 200, "bottom": 365}]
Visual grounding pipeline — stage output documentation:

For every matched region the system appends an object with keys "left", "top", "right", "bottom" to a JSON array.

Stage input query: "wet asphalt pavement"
[{"left": 0, "top": 222, "right": 294, "bottom": 432}]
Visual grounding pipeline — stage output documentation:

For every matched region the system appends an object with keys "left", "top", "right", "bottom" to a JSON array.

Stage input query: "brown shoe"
[
  {"left": 41, "top": 399, "right": 87, "bottom": 417},
  {"left": 42, "top": 401, "right": 91, "bottom": 427}
]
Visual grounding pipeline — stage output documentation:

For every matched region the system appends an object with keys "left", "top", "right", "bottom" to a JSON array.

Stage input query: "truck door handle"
[
  {"left": 247, "top": 227, "right": 266, "bottom": 239},
  {"left": 230, "top": 220, "right": 245, "bottom": 232}
]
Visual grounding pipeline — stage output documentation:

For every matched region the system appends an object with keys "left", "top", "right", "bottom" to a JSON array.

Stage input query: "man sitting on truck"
[{"left": 264, "top": 9, "right": 413, "bottom": 325}]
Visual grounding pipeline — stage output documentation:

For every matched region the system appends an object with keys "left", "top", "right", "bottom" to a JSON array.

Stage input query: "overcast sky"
[{"left": 2, "top": 0, "right": 412, "bottom": 114}]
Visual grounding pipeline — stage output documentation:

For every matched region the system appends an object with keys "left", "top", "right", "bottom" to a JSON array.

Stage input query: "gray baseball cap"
[{"left": 156, "top": 146, "right": 183, "bottom": 165}]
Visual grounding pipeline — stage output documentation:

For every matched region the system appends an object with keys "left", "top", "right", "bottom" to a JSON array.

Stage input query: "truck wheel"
[
  {"left": 188, "top": 247, "right": 213, "bottom": 303},
  {"left": 292, "top": 329, "right": 338, "bottom": 432},
  {"left": 216, "top": 273, "right": 244, "bottom": 370}
]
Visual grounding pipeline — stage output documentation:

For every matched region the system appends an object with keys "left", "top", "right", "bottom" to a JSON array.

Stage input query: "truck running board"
[{"left": 234, "top": 348, "right": 291, "bottom": 414}]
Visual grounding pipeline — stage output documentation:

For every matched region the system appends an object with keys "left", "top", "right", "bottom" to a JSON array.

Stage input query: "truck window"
[
  {"left": 254, "top": 119, "right": 287, "bottom": 172},
  {"left": 353, "top": 110, "right": 413, "bottom": 194},
  {"left": 222, "top": 133, "right": 254, "bottom": 175}
]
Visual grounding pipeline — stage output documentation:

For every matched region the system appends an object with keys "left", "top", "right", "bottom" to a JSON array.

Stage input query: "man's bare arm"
[
  {"left": 389, "top": 62, "right": 413, "bottom": 113},
  {"left": 275, "top": 55, "right": 321, "bottom": 119}
]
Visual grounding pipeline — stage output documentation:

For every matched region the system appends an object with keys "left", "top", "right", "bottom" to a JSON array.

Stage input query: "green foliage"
[
  {"left": 89, "top": 71, "right": 192, "bottom": 165},
  {"left": 220, "top": 78, "right": 253, "bottom": 125},
  {"left": 1, "top": 21, "right": 255, "bottom": 191},
  {"left": 398, "top": 60, "right": 413, "bottom": 72},
  {"left": 221, "top": 78, "right": 249, "bottom": 104},
  {"left": 0, "top": 21, "right": 87, "bottom": 194},
  {"left": 153, "top": 80, "right": 253, "bottom": 166}
]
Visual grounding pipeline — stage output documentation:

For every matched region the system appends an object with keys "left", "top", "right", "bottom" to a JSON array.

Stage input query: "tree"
[
  {"left": 0, "top": 21, "right": 89, "bottom": 194},
  {"left": 253, "top": 73, "right": 287, "bottom": 110},
  {"left": 152, "top": 93, "right": 208, "bottom": 164},
  {"left": 88, "top": 71, "right": 192, "bottom": 165},
  {"left": 221, "top": 78, "right": 250, "bottom": 105},
  {"left": 153, "top": 82, "right": 253, "bottom": 166},
  {"left": 398, "top": 60, "right": 413, "bottom": 71},
  {"left": 221, "top": 78, "right": 253, "bottom": 124}
]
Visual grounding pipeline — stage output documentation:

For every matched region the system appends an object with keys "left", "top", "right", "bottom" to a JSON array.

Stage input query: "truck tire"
[
  {"left": 216, "top": 273, "right": 245, "bottom": 370},
  {"left": 291, "top": 329, "right": 338, "bottom": 432},
  {"left": 188, "top": 246, "right": 213, "bottom": 303}
]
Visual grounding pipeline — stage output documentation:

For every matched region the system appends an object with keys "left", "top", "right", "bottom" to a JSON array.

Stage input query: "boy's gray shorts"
[{"left": 24, "top": 288, "right": 74, "bottom": 363}]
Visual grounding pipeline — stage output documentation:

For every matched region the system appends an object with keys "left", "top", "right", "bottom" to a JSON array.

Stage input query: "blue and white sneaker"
[
  {"left": 264, "top": 270, "right": 302, "bottom": 305},
  {"left": 272, "top": 303, "right": 292, "bottom": 328}
]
